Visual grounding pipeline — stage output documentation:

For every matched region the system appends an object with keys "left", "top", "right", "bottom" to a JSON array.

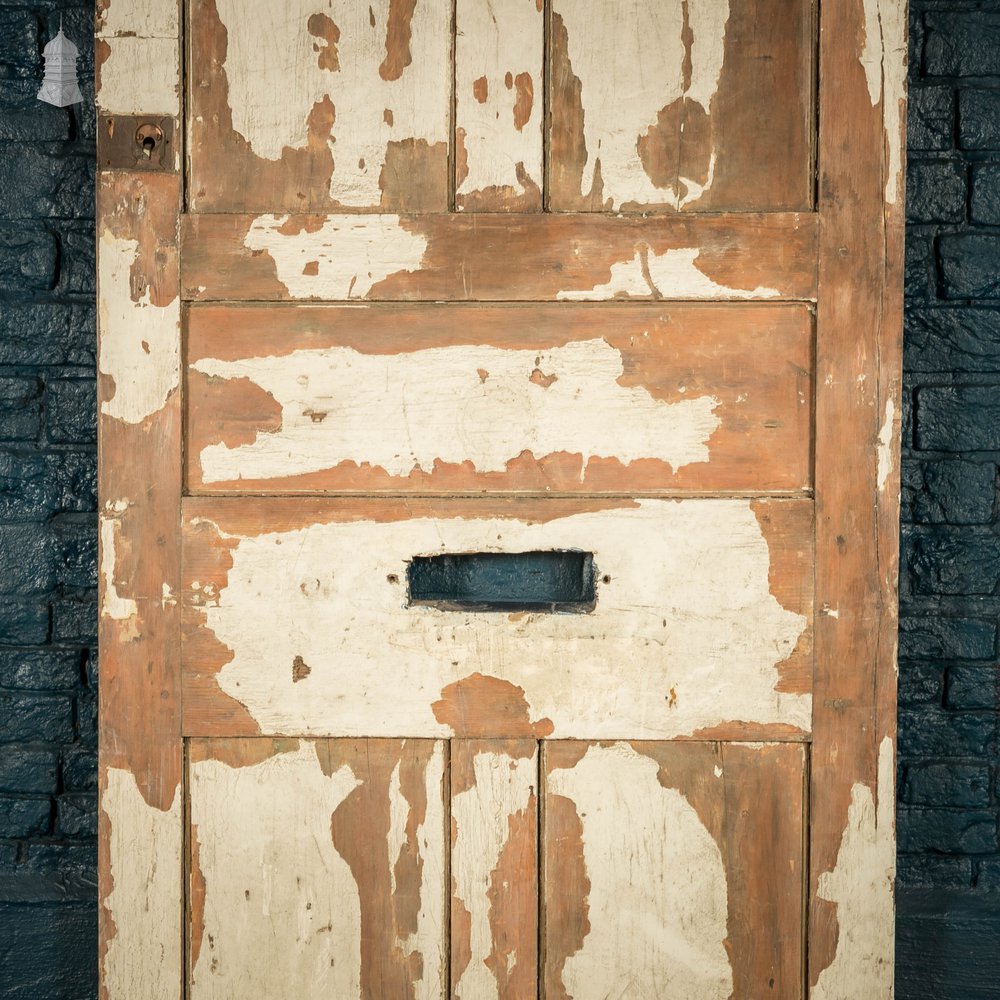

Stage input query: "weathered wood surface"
[
  {"left": 179, "top": 212, "right": 818, "bottom": 302},
  {"left": 548, "top": 0, "right": 814, "bottom": 212},
  {"left": 451, "top": 740, "right": 538, "bottom": 1000},
  {"left": 97, "top": 170, "right": 182, "bottom": 1000},
  {"left": 185, "top": 302, "right": 812, "bottom": 495},
  {"left": 188, "top": 738, "right": 448, "bottom": 1000},
  {"left": 455, "top": 0, "right": 544, "bottom": 212},
  {"left": 809, "top": 1, "right": 905, "bottom": 996},
  {"left": 542, "top": 740, "right": 806, "bottom": 999},
  {"left": 187, "top": 0, "right": 451, "bottom": 213},
  {"left": 96, "top": 0, "right": 179, "bottom": 116},
  {"left": 181, "top": 497, "right": 812, "bottom": 740}
]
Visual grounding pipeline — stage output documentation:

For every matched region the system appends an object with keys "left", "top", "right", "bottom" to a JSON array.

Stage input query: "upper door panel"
[{"left": 187, "top": 0, "right": 815, "bottom": 215}]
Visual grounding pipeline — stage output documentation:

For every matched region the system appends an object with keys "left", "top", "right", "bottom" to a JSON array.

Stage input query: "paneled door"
[{"left": 95, "top": 1, "right": 905, "bottom": 997}]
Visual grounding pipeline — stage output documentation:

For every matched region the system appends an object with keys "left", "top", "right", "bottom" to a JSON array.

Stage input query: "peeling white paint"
[
  {"left": 192, "top": 499, "right": 810, "bottom": 738},
  {"left": 215, "top": 0, "right": 450, "bottom": 206},
  {"left": 860, "top": 0, "right": 907, "bottom": 205},
  {"left": 556, "top": 0, "right": 730, "bottom": 209},
  {"left": 100, "top": 501, "right": 137, "bottom": 626},
  {"left": 189, "top": 742, "right": 363, "bottom": 1000},
  {"left": 452, "top": 749, "right": 536, "bottom": 1000},
  {"left": 192, "top": 338, "right": 721, "bottom": 483},
  {"left": 548, "top": 743, "right": 733, "bottom": 998},
  {"left": 97, "top": 37, "right": 179, "bottom": 114},
  {"left": 98, "top": 0, "right": 177, "bottom": 37},
  {"left": 386, "top": 743, "right": 448, "bottom": 1000},
  {"left": 876, "top": 398, "right": 896, "bottom": 493},
  {"left": 455, "top": 0, "right": 543, "bottom": 202},
  {"left": 98, "top": 231, "right": 180, "bottom": 424},
  {"left": 557, "top": 247, "right": 781, "bottom": 300},
  {"left": 243, "top": 215, "right": 428, "bottom": 297},
  {"left": 102, "top": 768, "right": 182, "bottom": 1000},
  {"left": 813, "top": 737, "right": 896, "bottom": 1000}
]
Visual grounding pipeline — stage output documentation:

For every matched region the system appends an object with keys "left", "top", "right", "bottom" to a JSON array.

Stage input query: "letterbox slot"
[{"left": 407, "top": 550, "right": 596, "bottom": 613}]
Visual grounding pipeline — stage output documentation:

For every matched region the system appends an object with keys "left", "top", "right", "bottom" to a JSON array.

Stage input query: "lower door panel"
[{"left": 186, "top": 739, "right": 804, "bottom": 1000}]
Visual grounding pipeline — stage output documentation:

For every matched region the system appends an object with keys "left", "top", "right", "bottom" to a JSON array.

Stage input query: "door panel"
[
  {"left": 542, "top": 741, "right": 806, "bottom": 999},
  {"left": 548, "top": 0, "right": 815, "bottom": 212},
  {"left": 181, "top": 497, "right": 812, "bottom": 740},
  {"left": 185, "top": 303, "right": 812, "bottom": 494},
  {"left": 188, "top": 0, "right": 452, "bottom": 213},
  {"left": 450, "top": 740, "right": 538, "bottom": 999},
  {"left": 179, "top": 212, "right": 819, "bottom": 303},
  {"left": 188, "top": 738, "right": 448, "bottom": 1000}
]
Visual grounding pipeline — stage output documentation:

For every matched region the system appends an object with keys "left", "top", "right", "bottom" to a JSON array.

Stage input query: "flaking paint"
[
  {"left": 547, "top": 743, "right": 733, "bottom": 998},
  {"left": 555, "top": 0, "right": 730, "bottom": 209},
  {"left": 96, "top": 37, "right": 179, "bottom": 114},
  {"left": 189, "top": 742, "right": 364, "bottom": 999},
  {"left": 813, "top": 737, "right": 896, "bottom": 999},
  {"left": 452, "top": 749, "right": 535, "bottom": 999},
  {"left": 215, "top": 0, "right": 449, "bottom": 205},
  {"left": 243, "top": 215, "right": 428, "bottom": 297},
  {"left": 100, "top": 500, "right": 138, "bottom": 629},
  {"left": 191, "top": 339, "right": 721, "bottom": 482},
  {"left": 187, "top": 499, "right": 810, "bottom": 737},
  {"left": 98, "top": 231, "right": 180, "bottom": 424},
  {"left": 556, "top": 246, "right": 781, "bottom": 300},
  {"left": 102, "top": 768, "right": 182, "bottom": 1000}
]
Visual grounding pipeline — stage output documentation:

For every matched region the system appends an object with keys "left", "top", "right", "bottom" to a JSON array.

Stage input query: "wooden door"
[{"left": 95, "top": 1, "right": 905, "bottom": 997}]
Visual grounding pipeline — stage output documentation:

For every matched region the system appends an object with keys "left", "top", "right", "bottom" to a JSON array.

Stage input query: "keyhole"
[{"left": 135, "top": 124, "right": 163, "bottom": 160}]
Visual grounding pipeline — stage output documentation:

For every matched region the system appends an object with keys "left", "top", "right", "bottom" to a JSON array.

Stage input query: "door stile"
[
  {"left": 96, "top": 1, "right": 184, "bottom": 998},
  {"left": 810, "top": 0, "right": 905, "bottom": 995}
]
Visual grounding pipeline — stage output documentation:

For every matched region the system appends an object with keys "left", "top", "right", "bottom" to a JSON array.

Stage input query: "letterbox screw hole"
[
  {"left": 602, "top": 574, "right": 611, "bottom": 584},
  {"left": 387, "top": 573, "right": 399, "bottom": 584}
]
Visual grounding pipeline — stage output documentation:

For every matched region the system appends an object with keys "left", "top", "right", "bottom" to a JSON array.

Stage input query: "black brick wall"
[
  {"left": 0, "top": 3, "right": 98, "bottom": 998},
  {"left": 0, "top": 2, "right": 998, "bottom": 999}
]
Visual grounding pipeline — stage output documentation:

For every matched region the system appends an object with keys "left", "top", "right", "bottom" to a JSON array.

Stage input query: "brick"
[
  {"left": 908, "top": 461, "right": 996, "bottom": 524},
  {"left": 51, "top": 516, "right": 97, "bottom": 590},
  {"left": 915, "top": 385, "right": 1000, "bottom": 451},
  {"left": 905, "top": 307, "right": 1000, "bottom": 373},
  {"left": 898, "top": 615, "right": 997, "bottom": 660},
  {"left": 0, "top": 79, "right": 71, "bottom": 143},
  {"left": 905, "top": 228, "right": 936, "bottom": 301},
  {"left": 0, "top": 600, "right": 49, "bottom": 645},
  {"left": 0, "top": 450, "right": 97, "bottom": 522},
  {"left": 47, "top": 379, "right": 96, "bottom": 445},
  {"left": 899, "top": 706, "right": 998, "bottom": 757},
  {"left": 969, "top": 162, "right": 1000, "bottom": 226},
  {"left": 0, "top": 12, "right": 39, "bottom": 72},
  {"left": 898, "top": 807, "right": 997, "bottom": 855},
  {"left": 0, "top": 692, "right": 74, "bottom": 744},
  {"left": 56, "top": 795, "right": 96, "bottom": 839},
  {"left": 959, "top": 87, "right": 1000, "bottom": 150},
  {"left": 0, "top": 303, "right": 96, "bottom": 368},
  {"left": 0, "top": 648, "right": 80, "bottom": 690},
  {"left": 61, "top": 748, "right": 96, "bottom": 792},
  {"left": 902, "top": 763, "right": 991, "bottom": 808},
  {"left": 977, "top": 859, "right": 1000, "bottom": 889},
  {"left": 55, "top": 223, "right": 96, "bottom": 296},
  {"left": 905, "top": 526, "right": 1000, "bottom": 595},
  {"left": 76, "top": 690, "right": 97, "bottom": 745},
  {"left": 0, "top": 749, "right": 58, "bottom": 795},
  {"left": 0, "top": 149, "right": 94, "bottom": 221},
  {"left": 896, "top": 855, "right": 973, "bottom": 891},
  {"left": 939, "top": 234, "right": 1000, "bottom": 299},
  {"left": 0, "top": 377, "right": 42, "bottom": 442},
  {"left": 907, "top": 85, "right": 953, "bottom": 152},
  {"left": 898, "top": 661, "right": 944, "bottom": 706},
  {"left": 925, "top": 13, "right": 1000, "bottom": 77},
  {"left": 0, "top": 525, "right": 55, "bottom": 596},
  {"left": 945, "top": 665, "right": 999, "bottom": 710},
  {"left": 0, "top": 796, "right": 52, "bottom": 838},
  {"left": 907, "top": 159, "right": 966, "bottom": 224},
  {"left": 52, "top": 595, "right": 96, "bottom": 645},
  {"left": 0, "top": 225, "right": 58, "bottom": 294}
]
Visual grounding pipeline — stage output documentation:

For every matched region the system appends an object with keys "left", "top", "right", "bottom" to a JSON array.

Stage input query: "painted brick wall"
[
  {"left": 1, "top": 2, "right": 999, "bottom": 999},
  {"left": 0, "top": 3, "right": 98, "bottom": 998}
]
